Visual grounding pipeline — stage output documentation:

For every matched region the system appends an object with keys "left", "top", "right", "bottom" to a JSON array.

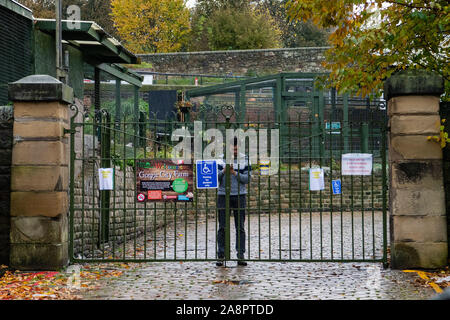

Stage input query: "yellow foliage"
[
  {"left": 286, "top": 0, "right": 449, "bottom": 99},
  {"left": 111, "top": 0, "right": 191, "bottom": 54}
]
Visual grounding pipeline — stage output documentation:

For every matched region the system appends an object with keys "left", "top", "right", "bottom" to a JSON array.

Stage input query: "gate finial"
[{"left": 220, "top": 105, "right": 235, "bottom": 120}]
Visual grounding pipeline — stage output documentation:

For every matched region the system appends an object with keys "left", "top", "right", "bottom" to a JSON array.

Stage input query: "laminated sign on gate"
[
  {"left": 341, "top": 153, "right": 373, "bottom": 176},
  {"left": 196, "top": 160, "right": 219, "bottom": 189},
  {"left": 98, "top": 168, "right": 114, "bottom": 190},
  {"left": 332, "top": 179, "right": 342, "bottom": 195},
  {"left": 309, "top": 168, "right": 325, "bottom": 191}
]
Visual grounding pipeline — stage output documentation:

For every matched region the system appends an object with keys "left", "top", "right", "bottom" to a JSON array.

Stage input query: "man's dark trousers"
[{"left": 217, "top": 195, "right": 246, "bottom": 259}]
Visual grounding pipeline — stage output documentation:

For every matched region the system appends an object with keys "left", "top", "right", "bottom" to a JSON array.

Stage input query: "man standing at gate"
[{"left": 216, "top": 137, "right": 251, "bottom": 266}]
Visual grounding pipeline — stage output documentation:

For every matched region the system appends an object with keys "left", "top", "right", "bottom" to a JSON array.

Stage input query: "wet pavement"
[
  {"left": 78, "top": 211, "right": 438, "bottom": 300},
  {"left": 81, "top": 261, "right": 436, "bottom": 300},
  {"left": 80, "top": 211, "right": 386, "bottom": 261}
]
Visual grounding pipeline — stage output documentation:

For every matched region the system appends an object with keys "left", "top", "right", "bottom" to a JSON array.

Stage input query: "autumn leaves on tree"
[
  {"left": 19, "top": 0, "right": 329, "bottom": 54},
  {"left": 286, "top": 0, "right": 449, "bottom": 99},
  {"left": 188, "top": 0, "right": 282, "bottom": 51},
  {"left": 110, "top": 0, "right": 191, "bottom": 54},
  {"left": 109, "top": 0, "right": 290, "bottom": 53}
]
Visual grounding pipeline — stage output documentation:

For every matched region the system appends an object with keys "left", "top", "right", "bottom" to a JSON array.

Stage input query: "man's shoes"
[
  {"left": 237, "top": 255, "right": 247, "bottom": 266},
  {"left": 237, "top": 260, "right": 247, "bottom": 266},
  {"left": 216, "top": 256, "right": 224, "bottom": 267}
]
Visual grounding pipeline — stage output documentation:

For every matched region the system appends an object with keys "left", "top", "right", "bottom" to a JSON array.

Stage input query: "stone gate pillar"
[
  {"left": 8, "top": 75, "right": 73, "bottom": 270},
  {"left": 384, "top": 69, "right": 448, "bottom": 269}
]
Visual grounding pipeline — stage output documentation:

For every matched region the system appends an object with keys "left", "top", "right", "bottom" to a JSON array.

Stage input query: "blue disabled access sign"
[
  {"left": 332, "top": 179, "right": 342, "bottom": 195},
  {"left": 196, "top": 160, "right": 219, "bottom": 189}
]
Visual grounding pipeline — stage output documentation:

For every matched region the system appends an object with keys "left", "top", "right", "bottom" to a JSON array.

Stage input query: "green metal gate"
[{"left": 68, "top": 96, "right": 388, "bottom": 265}]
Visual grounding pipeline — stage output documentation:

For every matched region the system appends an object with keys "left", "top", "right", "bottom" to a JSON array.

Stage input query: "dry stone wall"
[{"left": 138, "top": 47, "right": 328, "bottom": 75}]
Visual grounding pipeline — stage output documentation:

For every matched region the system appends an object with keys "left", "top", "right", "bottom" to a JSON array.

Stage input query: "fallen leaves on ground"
[
  {"left": 212, "top": 279, "right": 251, "bottom": 286},
  {"left": 0, "top": 270, "right": 79, "bottom": 300},
  {"left": 427, "top": 267, "right": 450, "bottom": 289},
  {"left": 0, "top": 264, "right": 128, "bottom": 300},
  {"left": 213, "top": 279, "right": 240, "bottom": 285},
  {"left": 405, "top": 266, "right": 450, "bottom": 293}
]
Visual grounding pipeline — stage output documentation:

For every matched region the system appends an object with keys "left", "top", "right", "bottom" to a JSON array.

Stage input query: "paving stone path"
[
  {"left": 81, "top": 261, "right": 435, "bottom": 300},
  {"left": 79, "top": 211, "right": 437, "bottom": 300}
]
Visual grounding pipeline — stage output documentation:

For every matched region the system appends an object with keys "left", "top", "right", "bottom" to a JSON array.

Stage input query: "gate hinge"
[{"left": 64, "top": 128, "right": 76, "bottom": 135}]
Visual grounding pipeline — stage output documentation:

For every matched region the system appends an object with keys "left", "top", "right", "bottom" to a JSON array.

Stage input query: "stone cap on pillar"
[
  {"left": 384, "top": 69, "right": 444, "bottom": 101},
  {"left": 8, "top": 75, "right": 74, "bottom": 104}
]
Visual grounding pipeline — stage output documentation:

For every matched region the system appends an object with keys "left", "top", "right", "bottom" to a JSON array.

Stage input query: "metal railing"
[
  {"left": 68, "top": 105, "right": 388, "bottom": 265},
  {"left": 136, "top": 71, "right": 248, "bottom": 86}
]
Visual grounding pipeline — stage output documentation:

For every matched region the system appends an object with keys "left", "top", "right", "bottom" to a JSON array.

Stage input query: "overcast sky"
[{"left": 186, "top": 0, "right": 196, "bottom": 8}]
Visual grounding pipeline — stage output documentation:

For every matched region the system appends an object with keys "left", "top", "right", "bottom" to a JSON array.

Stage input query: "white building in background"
[{"left": 142, "top": 75, "right": 154, "bottom": 85}]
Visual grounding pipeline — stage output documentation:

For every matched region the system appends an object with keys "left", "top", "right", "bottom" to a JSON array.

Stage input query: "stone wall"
[
  {"left": 137, "top": 47, "right": 329, "bottom": 76},
  {"left": 0, "top": 106, "right": 13, "bottom": 265},
  {"left": 197, "top": 170, "right": 386, "bottom": 212}
]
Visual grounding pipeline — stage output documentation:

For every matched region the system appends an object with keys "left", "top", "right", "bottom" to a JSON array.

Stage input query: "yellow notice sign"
[
  {"left": 98, "top": 168, "right": 114, "bottom": 190},
  {"left": 309, "top": 168, "right": 325, "bottom": 191}
]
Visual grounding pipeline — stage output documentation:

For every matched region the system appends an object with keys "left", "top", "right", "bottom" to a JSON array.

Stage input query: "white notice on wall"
[
  {"left": 309, "top": 168, "right": 325, "bottom": 191},
  {"left": 341, "top": 153, "right": 373, "bottom": 176},
  {"left": 98, "top": 168, "right": 114, "bottom": 190}
]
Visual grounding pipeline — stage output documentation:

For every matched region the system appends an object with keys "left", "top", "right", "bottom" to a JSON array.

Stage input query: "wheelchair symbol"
[
  {"left": 202, "top": 163, "right": 212, "bottom": 174},
  {"left": 332, "top": 180, "right": 341, "bottom": 194}
]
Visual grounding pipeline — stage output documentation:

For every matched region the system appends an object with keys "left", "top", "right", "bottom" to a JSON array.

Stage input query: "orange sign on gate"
[{"left": 148, "top": 190, "right": 162, "bottom": 200}]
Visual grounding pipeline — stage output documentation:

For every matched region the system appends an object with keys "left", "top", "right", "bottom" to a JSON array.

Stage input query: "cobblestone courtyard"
[
  {"left": 81, "top": 261, "right": 437, "bottom": 300},
  {"left": 78, "top": 211, "right": 438, "bottom": 300}
]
